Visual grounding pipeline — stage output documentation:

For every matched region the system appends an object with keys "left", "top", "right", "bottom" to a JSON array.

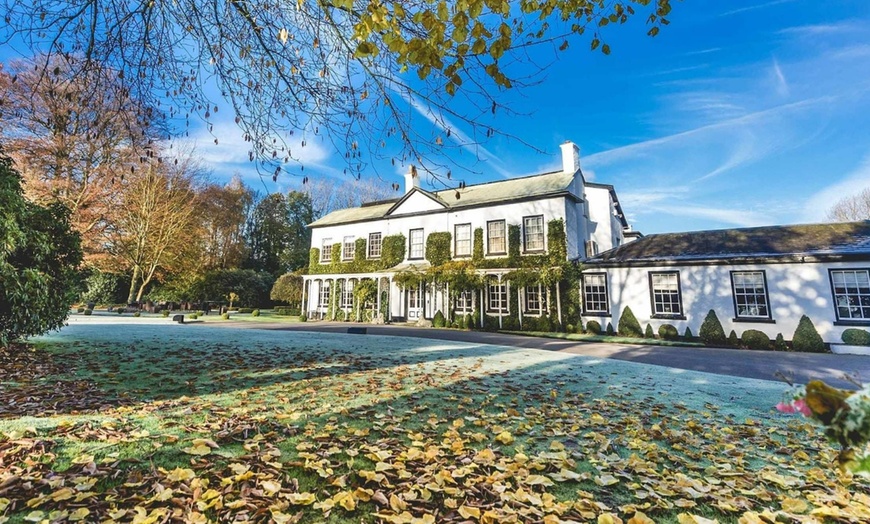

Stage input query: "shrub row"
[{"left": 274, "top": 307, "right": 300, "bottom": 316}]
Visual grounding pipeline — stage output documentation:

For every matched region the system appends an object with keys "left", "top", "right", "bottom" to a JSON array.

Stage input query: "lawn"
[{"left": 1, "top": 319, "right": 867, "bottom": 524}]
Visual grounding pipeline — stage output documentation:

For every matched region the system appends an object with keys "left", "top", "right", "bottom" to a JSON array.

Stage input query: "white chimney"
[
  {"left": 560, "top": 141, "right": 581, "bottom": 175},
  {"left": 404, "top": 165, "right": 420, "bottom": 194}
]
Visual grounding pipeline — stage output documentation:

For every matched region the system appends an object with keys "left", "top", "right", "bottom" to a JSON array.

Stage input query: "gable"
[{"left": 386, "top": 189, "right": 447, "bottom": 216}]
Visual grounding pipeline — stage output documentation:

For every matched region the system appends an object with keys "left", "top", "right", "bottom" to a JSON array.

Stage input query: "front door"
[{"left": 407, "top": 288, "right": 422, "bottom": 320}]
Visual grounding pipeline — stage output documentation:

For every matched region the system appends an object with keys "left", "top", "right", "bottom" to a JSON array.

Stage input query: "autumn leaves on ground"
[{"left": 1, "top": 322, "right": 868, "bottom": 524}]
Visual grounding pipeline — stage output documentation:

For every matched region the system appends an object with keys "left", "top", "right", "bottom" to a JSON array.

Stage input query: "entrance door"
[{"left": 407, "top": 288, "right": 422, "bottom": 320}]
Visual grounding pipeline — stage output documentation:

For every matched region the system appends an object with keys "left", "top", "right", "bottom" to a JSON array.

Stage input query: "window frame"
[
  {"left": 522, "top": 215, "right": 545, "bottom": 253},
  {"left": 648, "top": 271, "right": 685, "bottom": 319},
  {"left": 454, "top": 223, "right": 472, "bottom": 258},
  {"left": 319, "top": 281, "right": 331, "bottom": 307},
  {"left": 486, "top": 219, "right": 507, "bottom": 256},
  {"left": 368, "top": 232, "right": 382, "bottom": 259},
  {"left": 341, "top": 280, "right": 354, "bottom": 309},
  {"left": 487, "top": 282, "right": 508, "bottom": 313},
  {"left": 582, "top": 273, "right": 610, "bottom": 316},
  {"left": 829, "top": 268, "right": 870, "bottom": 325},
  {"left": 342, "top": 236, "right": 355, "bottom": 261},
  {"left": 320, "top": 238, "right": 333, "bottom": 263},
  {"left": 455, "top": 290, "right": 473, "bottom": 313},
  {"left": 730, "top": 270, "right": 773, "bottom": 322},
  {"left": 524, "top": 284, "right": 542, "bottom": 314},
  {"left": 409, "top": 228, "right": 424, "bottom": 260}
]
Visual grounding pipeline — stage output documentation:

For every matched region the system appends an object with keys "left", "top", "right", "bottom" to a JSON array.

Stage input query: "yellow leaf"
[
  {"left": 411, "top": 515, "right": 435, "bottom": 524},
  {"left": 677, "top": 514, "right": 718, "bottom": 524},
  {"left": 71, "top": 454, "right": 94, "bottom": 465},
  {"left": 261, "top": 480, "right": 282, "bottom": 496},
  {"left": 23, "top": 511, "right": 45, "bottom": 523},
  {"left": 780, "top": 498, "right": 808, "bottom": 514},
  {"left": 271, "top": 510, "right": 301, "bottom": 524},
  {"left": 594, "top": 474, "right": 619, "bottom": 486},
  {"left": 183, "top": 443, "right": 212, "bottom": 456},
  {"left": 166, "top": 467, "right": 196, "bottom": 482},
  {"left": 51, "top": 487, "right": 75, "bottom": 501},
  {"left": 628, "top": 512, "right": 656, "bottom": 524},
  {"left": 286, "top": 492, "right": 316, "bottom": 505},
  {"left": 390, "top": 493, "right": 407, "bottom": 512},
  {"left": 0, "top": 498, "right": 9, "bottom": 512},
  {"left": 737, "top": 512, "right": 763, "bottom": 524},
  {"left": 526, "top": 474, "right": 555, "bottom": 487},
  {"left": 459, "top": 505, "right": 481, "bottom": 519},
  {"left": 598, "top": 513, "right": 624, "bottom": 524},
  {"left": 495, "top": 431, "right": 514, "bottom": 445}
]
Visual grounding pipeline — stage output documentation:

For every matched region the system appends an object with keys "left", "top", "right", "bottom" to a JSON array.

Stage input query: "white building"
[
  {"left": 302, "top": 141, "right": 630, "bottom": 324},
  {"left": 580, "top": 222, "right": 870, "bottom": 346}
]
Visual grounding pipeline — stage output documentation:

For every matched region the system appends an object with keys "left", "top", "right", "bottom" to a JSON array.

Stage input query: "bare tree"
[
  {"left": 2, "top": 0, "right": 673, "bottom": 182},
  {"left": 304, "top": 177, "right": 397, "bottom": 218},
  {"left": 0, "top": 56, "right": 157, "bottom": 262},
  {"left": 104, "top": 153, "right": 205, "bottom": 303},
  {"left": 828, "top": 189, "right": 870, "bottom": 222}
]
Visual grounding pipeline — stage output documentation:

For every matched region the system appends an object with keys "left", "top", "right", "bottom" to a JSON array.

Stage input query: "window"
[
  {"left": 487, "top": 220, "right": 506, "bottom": 255},
  {"left": 831, "top": 269, "right": 870, "bottom": 320},
  {"left": 341, "top": 280, "right": 354, "bottom": 308},
  {"left": 456, "top": 290, "right": 473, "bottom": 312},
  {"left": 523, "top": 215, "right": 545, "bottom": 252},
  {"left": 649, "top": 272, "right": 682, "bottom": 317},
  {"left": 319, "top": 281, "right": 330, "bottom": 307},
  {"left": 488, "top": 283, "right": 508, "bottom": 312},
  {"left": 582, "top": 274, "right": 609, "bottom": 314},
  {"left": 454, "top": 224, "right": 472, "bottom": 257},
  {"left": 585, "top": 240, "right": 599, "bottom": 258},
  {"left": 408, "top": 288, "right": 421, "bottom": 309},
  {"left": 342, "top": 236, "right": 355, "bottom": 260},
  {"left": 525, "top": 285, "right": 542, "bottom": 313},
  {"left": 731, "top": 271, "right": 770, "bottom": 319},
  {"left": 368, "top": 232, "right": 382, "bottom": 259},
  {"left": 409, "top": 228, "right": 424, "bottom": 259},
  {"left": 321, "top": 238, "right": 333, "bottom": 263}
]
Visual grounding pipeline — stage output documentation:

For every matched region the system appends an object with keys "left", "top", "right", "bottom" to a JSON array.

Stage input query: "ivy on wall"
[
  {"left": 425, "top": 232, "right": 452, "bottom": 267},
  {"left": 309, "top": 233, "right": 406, "bottom": 274},
  {"left": 472, "top": 228, "right": 484, "bottom": 263}
]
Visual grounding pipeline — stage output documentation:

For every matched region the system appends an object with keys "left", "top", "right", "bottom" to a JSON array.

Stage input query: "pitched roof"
[
  {"left": 309, "top": 170, "right": 576, "bottom": 227},
  {"left": 586, "top": 221, "right": 870, "bottom": 266}
]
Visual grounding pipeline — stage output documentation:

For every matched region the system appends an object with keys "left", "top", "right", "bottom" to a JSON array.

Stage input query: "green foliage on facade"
[
  {"left": 793, "top": 315, "right": 826, "bottom": 353},
  {"left": 547, "top": 219, "right": 567, "bottom": 264},
  {"left": 699, "top": 310, "right": 727, "bottom": 346},
  {"left": 354, "top": 238, "right": 367, "bottom": 263},
  {"left": 381, "top": 233, "right": 406, "bottom": 267},
  {"left": 425, "top": 232, "right": 452, "bottom": 266},
  {"left": 741, "top": 329, "right": 771, "bottom": 350},
  {"left": 507, "top": 225, "right": 521, "bottom": 266},
  {"left": 472, "top": 227, "right": 484, "bottom": 263},
  {"left": 308, "top": 234, "right": 406, "bottom": 274},
  {"left": 617, "top": 306, "right": 643, "bottom": 337}
]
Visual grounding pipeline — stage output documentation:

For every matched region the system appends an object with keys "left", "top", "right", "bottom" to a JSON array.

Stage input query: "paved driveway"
[{"left": 211, "top": 321, "right": 869, "bottom": 389}]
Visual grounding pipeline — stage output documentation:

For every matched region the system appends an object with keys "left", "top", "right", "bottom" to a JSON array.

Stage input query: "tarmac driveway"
[{"left": 213, "top": 321, "right": 868, "bottom": 390}]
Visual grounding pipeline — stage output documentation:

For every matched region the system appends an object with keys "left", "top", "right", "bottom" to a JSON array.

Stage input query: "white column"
[
  {"left": 556, "top": 281, "right": 563, "bottom": 327},
  {"left": 518, "top": 286, "right": 523, "bottom": 330},
  {"left": 301, "top": 278, "right": 307, "bottom": 316},
  {"left": 376, "top": 278, "right": 381, "bottom": 321},
  {"left": 497, "top": 274, "right": 503, "bottom": 330}
]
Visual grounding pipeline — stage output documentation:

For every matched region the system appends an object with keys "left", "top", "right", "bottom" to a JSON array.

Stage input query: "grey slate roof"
[
  {"left": 309, "top": 170, "right": 575, "bottom": 227},
  {"left": 586, "top": 221, "right": 870, "bottom": 265}
]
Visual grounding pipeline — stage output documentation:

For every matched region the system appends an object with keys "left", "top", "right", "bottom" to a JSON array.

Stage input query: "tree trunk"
[{"left": 127, "top": 266, "right": 141, "bottom": 304}]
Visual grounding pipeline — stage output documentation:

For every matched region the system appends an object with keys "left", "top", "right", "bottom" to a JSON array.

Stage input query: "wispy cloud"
[
  {"left": 684, "top": 48, "right": 722, "bottom": 56},
  {"left": 777, "top": 20, "right": 866, "bottom": 36},
  {"left": 645, "top": 204, "right": 773, "bottom": 228},
  {"left": 804, "top": 153, "right": 870, "bottom": 222},
  {"left": 719, "top": 0, "right": 796, "bottom": 17},
  {"left": 771, "top": 58, "right": 789, "bottom": 97}
]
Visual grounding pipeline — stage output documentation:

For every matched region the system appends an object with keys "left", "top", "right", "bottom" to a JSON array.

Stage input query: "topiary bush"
[
  {"left": 189, "top": 313, "right": 199, "bottom": 320},
  {"left": 433, "top": 310, "right": 446, "bottom": 328},
  {"left": 683, "top": 327, "right": 693, "bottom": 339},
  {"left": 77, "top": 307, "right": 85, "bottom": 313},
  {"left": 161, "top": 310, "right": 170, "bottom": 317},
  {"left": 458, "top": 315, "right": 467, "bottom": 329},
  {"left": 221, "top": 312, "right": 230, "bottom": 320},
  {"left": 252, "top": 309, "right": 260, "bottom": 317},
  {"left": 117, "top": 308, "right": 125, "bottom": 314},
  {"left": 699, "top": 310, "right": 727, "bottom": 346},
  {"left": 84, "top": 309, "right": 92, "bottom": 316},
  {"left": 464, "top": 314, "right": 474, "bottom": 330},
  {"left": 728, "top": 330, "right": 739, "bottom": 347},
  {"left": 658, "top": 324, "right": 679, "bottom": 340},
  {"left": 774, "top": 333, "right": 788, "bottom": 351},
  {"left": 793, "top": 315, "right": 826, "bottom": 353},
  {"left": 842, "top": 328, "right": 870, "bottom": 346},
  {"left": 741, "top": 329, "right": 771, "bottom": 350},
  {"left": 238, "top": 307, "right": 254, "bottom": 314},
  {"left": 617, "top": 306, "right": 643, "bottom": 337},
  {"left": 605, "top": 322, "right": 614, "bottom": 336},
  {"left": 133, "top": 311, "right": 141, "bottom": 317},
  {"left": 300, "top": 314, "right": 307, "bottom": 322},
  {"left": 586, "top": 320, "right": 601, "bottom": 335},
  {"left": 644, "top": 324, "right": 654, "bottom": 338}
]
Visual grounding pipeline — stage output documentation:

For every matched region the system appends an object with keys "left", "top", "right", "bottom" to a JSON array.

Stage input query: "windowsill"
[
  {"left": 487, "top": 252, "right": 507, "bottom": 257},
  {"left": 522, "top": 249, "right": 545, "bottom": 254},
  {"left": 732, "top": 317, "right": 775, "bottom": 324},
  {"left": 582, "top": 311, "right": 612, "bottom": 317},
  {"left": 408, "top": 257, "right": 424, "bottom": 261},
  {"left": 367, "top": 256, "right": 381, "bottom": 260},
  {"left": 320, "top": 260, "right": 331, "bottom": 264},
  {"left": 454, "top": 254, "right": 472, "bottom": 259},
  {"left": 834, "top": 320, "right": 870, "bottom": 327},
  {"left": 651, "top": 314, "right": 687, "bottom": 320},
  {"left": 341, "top": 258, "right": 354, "bottom": 262},
  {"left": 486, "top": 310, "right": 509, "bottom": 314}
]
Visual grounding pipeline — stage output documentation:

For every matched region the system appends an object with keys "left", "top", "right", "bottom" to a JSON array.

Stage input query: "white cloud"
[
  {"left": 777, "top": 20, "right": 866, "bottom": 36},
  {"left": 719, "top": 0, "right": 796, "bottom": 17},
  {"left": 803, "top": 154, "right": 870, "bottom": 222},
  {"left": 771, "top": 58, "right": 789, "bottom": 97},
  {"left": 645, "top": 204, "right": 772, "bottom": 228}
]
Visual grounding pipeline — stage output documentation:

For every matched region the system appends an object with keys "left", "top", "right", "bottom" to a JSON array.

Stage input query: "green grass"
[
  {"left": 1, "top": 323, "right": 866, "bottom": 524},
  {"left": 504, "top": 330, "right": 705, "bottom": 347}
]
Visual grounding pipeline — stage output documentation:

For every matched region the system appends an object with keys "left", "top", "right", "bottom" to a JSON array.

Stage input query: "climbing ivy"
[
  {"left": 308, "top": 233, "right": 406, "bottom": 274},
  {"left": 426, "top": 232, "right": 452, "bottom": 267},
  {"left": 472, "top": 228, "right": 484, "bottom": 263}
]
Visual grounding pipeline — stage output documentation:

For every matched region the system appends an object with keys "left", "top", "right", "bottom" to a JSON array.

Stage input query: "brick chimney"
[{"left": 560, "top": 141, "right": 581, "bottom": 175}]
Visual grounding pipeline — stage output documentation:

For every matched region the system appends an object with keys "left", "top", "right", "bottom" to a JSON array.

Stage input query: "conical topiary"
[
  {"left": 699, "top": 310, "right": 727, "bottom": 346},
  {"left": 728, "top": 330, "right": 740, "bottom": 347},
  {"left": 618, "top": 306, "right": 643, "bottom": 337},
  {"left": 774, "top": 333, "right": 789, "bottom": 351},
  {"left": 606, "top": 322, "right": 615, "bottom": 336},
  {"left": 792, "top": 315, "right": 826, "bottom": 353},
  {"left": 683, "top": 327, "right": 693, "bottom": 339},
  {"left": 644, "top": 324, "right": 654, "bottom": 338}
]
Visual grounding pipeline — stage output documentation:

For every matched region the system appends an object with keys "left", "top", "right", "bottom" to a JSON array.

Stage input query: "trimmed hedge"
[
  {"left": 699, "top": 310, "right": 727, "bottom": 346},
  {"left": 741, "top": 329, "right": 771, "bottom": 350},
  {"left": 793, "top": 315, "right": 826, "bottom": 353},
  {"left": 842, "top": 328, "right": 870, "bottom": 346},
  {"left": 774, "top": 333, "right": 788, "bottom": 351},
  {"left": 728, "top": 330, "right": 739, "bottom": 347},
  {"left": 644, "top": 324, "right": 654, "bottom": 338},
  {"left": 658, "top": 324, "right": 679, "bottom": 340},
  {"left": 586, "top": 320, "right": 601, "bottom": 335},
  {"left": 83, "top": 309, "right": 93, "bottom": 316},
  {"left": 683, "top": 327, "right": 693, "bottom": 339},
  {"left": 605, "top": 322, "right": 614, "bottom": 336},
  {"left": 252, "top": 309, "right": 260, "bottom": 317},
  {"left": 617, "top": 306, "right": 643, "bottom": 337},
  {"left": 433, "top": 310, "right": 446, "bottom": 328}
]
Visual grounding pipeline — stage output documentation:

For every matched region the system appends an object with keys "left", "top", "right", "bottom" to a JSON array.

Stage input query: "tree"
[
  {"left": 244, "top": 193, "right": 292, "bottom": 276},
  {"left": 271, "top": 271, "right": 304, "bottom": 309},
  {"left": 828, "top": 188, "right": 870, "bottom": 222},
  {"left": 104, "top": 153, "right": 204, "bottom": 303},
  {"left": 304, "top": 178, "right": 397, "bottom": 218},
  {"left": 0, "top": 56, "right": 156, "bottom": 262},
  {"left": 1, "top": 151, "right": 82, "bottom": 345},
  {"left": 283, "top": 191, "right": 316, "bottom": 271},
  {"left": 197, "top": 176, "right": 254, "bottom": 270},
  {"left": 2, "top": 0, "right": 673, "bottom": 180}
]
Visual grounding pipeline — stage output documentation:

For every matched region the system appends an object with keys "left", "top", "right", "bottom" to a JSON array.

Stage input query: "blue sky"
[
  {"left": 181, "top": 0, "right": 870, "bottom": 234},
  {"left": 4, "top": 0, "right": 870, "bottom": 234}
]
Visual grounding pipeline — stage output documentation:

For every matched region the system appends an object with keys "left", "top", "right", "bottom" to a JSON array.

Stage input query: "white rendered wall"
[
  {"left": 584, "top": 186, "right": 623, "bottom": 254},
  {"left": 582, "top": 261, "right": 870, "bottom": 344}
]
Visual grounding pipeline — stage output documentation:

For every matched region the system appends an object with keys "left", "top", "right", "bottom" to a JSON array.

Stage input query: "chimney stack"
[
  {"left": 560, "top": 141, "right": 581, "bottom": 175},
  {"left": 404, "top": 165, "right": 420, "bottom": 194}
]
